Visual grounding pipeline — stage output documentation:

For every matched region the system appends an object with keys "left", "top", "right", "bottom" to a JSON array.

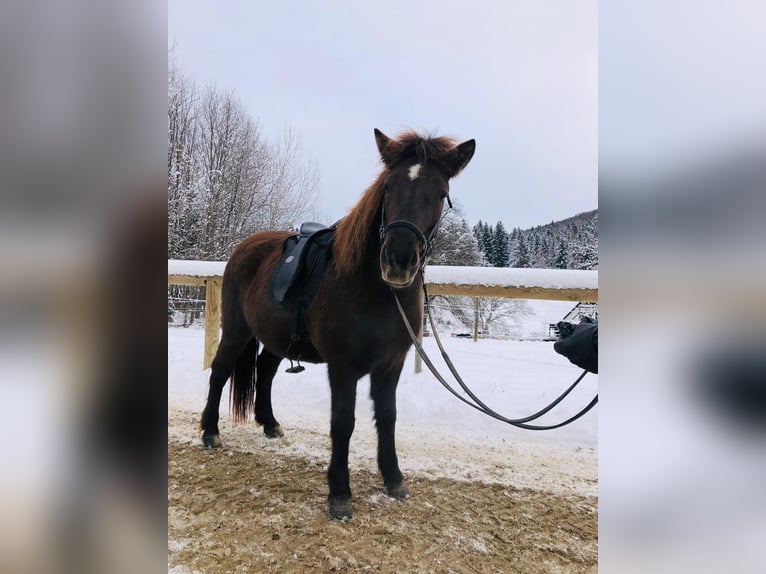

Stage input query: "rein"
[
  {"left": 380, "top": 198, "right": 597, "bottom": 430},
  {"left": 393, "top": 281, "right": 598, "bottom": 430}
]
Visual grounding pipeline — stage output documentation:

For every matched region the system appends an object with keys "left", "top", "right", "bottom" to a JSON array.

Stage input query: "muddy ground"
[{"left": 168, "top": 428, "right": 597, "bottom": 573}]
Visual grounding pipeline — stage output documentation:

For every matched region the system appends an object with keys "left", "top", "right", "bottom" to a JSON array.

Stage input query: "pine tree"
[
  {"left": 513, "top": 232, "right": 531, "bottom": 268},
  {"left": 576, "top": 242, "right": 598, "bottom": 270},
  {"left": 492, "top": 221, "right": 510, "bottom": 267},
  {"left": 553, "top": 240, "right": 569, "bottom": 269},
  {"left": 431, "top": 201, "right": 483, "bottom": 266},
  {"left": 473, "top": 220, "right": 483, "bottom": 243},
  {"left": 472, "top": 210, "right": 597, "bottom": 270},
  {"left": 530, "top": 233, "right": 542, "bottom": 267},
  {"left": 480, "top": 223, "right": 495, "bottom": 265}
]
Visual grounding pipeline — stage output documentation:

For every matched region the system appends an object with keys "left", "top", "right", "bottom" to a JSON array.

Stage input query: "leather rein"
[{"left": 382, "top": 205, "right": 599, "bottom": 431}]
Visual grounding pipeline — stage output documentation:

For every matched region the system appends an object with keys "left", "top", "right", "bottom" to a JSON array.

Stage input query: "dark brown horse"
[{"left": 200, "top": 129, "right": 475, "bottom": 519}]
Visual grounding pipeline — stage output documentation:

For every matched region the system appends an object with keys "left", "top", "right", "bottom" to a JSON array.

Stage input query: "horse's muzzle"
[
  {"left": 380, "top": 248, "right": 420, "bottom": 288},
  {"left": 381, "top": 267, "right": 418, "bottom": 288}
]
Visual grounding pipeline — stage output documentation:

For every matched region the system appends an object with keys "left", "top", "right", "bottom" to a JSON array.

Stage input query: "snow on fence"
[{"left": 168, "top": 259, "right": 598, "bottom": 369}]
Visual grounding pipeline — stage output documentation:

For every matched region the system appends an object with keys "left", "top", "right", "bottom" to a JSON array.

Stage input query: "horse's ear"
[
  {"left": 374, "top": 128, "right": 402, "bottom": 166},
  {"left": 444, "top": 139, "right": 476, "bottom": 178}
]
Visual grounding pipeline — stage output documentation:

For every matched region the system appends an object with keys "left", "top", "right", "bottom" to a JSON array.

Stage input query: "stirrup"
[{"left": 285, "top": 358, "right": 305, "bottom": 374}]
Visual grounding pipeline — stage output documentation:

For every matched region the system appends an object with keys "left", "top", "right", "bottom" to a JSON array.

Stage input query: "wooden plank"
[
  {"left": 169, "top": 273, "right": 598, "bottom": 301},
  {"left": 426, "top": 283, "right": 598, "bottom": 302},
  {"left": 203, "top": 279, "right": 222, "bottom": 369},
  {"left": 168, "top": 274, "right": 211, "bottom": 287},
  {"left": 168, "top": 265, "right": 597, "bottom": 371}
]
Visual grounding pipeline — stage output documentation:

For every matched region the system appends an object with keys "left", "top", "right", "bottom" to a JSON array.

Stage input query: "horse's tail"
[{"left": 230, "top": 338, "right": 259, "bottom": 424}]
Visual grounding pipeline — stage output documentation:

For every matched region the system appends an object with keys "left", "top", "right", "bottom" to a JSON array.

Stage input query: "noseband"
[{"left": 378, "top": 195, "right": 446, "bottom": 265}]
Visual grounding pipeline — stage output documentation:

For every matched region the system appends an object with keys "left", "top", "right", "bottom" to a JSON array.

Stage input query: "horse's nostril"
[{"left": 384, "top": 243, "right": 418, "bottom": 270}]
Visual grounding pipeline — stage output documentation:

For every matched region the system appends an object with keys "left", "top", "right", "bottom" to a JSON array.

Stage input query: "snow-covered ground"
[{"left": 168, "top": 302, "right": 598, "bottom": 497}]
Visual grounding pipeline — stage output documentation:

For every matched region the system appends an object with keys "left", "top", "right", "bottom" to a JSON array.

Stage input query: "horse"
[{"left": 199, "top": 129, "right": 476, "bottom": 519}]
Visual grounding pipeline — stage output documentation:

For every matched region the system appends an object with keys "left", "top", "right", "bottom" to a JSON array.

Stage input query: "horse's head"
[{"left": 374, "top": 129, "right": 476, "bottom": 288}]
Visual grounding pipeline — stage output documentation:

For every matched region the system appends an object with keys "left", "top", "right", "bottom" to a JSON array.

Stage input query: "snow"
[
  {"left": 428, "top": 297, "right": 576, "bottom": 340},
  {"left": 426, "top": 265, "right": 597, "bottom": 290},
  {"left": 168, "top": 259, "right": 226, "bottom": 277},
  {"left": 168, "top": 258, "right": 597, "bottom": 291},
  {"left": 168, "top": 300, "right": 598, "bottom": 497}
]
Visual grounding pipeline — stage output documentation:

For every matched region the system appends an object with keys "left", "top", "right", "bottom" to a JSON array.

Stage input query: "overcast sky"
[{"left": 168, "top": 0, "right": 596, "bottom": 229}]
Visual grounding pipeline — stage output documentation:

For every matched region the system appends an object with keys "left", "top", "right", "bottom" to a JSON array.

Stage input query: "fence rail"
[{"left": 168, "top": 260, "right": 598, "bottom": 369}]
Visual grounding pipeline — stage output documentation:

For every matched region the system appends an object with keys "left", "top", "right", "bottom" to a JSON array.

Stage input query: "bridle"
[
  {"left": 378, "top": 187, "right": 448, "bottom": 268},
  {"left": 379, "top": 190, "right": 598, "bottom": 430}
]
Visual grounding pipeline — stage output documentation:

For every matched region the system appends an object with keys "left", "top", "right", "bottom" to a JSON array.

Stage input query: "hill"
[{"left": 474, "top": 209, "right": 598, "bottom": 270}]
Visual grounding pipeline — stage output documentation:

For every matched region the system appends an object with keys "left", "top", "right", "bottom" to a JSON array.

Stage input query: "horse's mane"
[{"left": 333, "top": 131, "right": 457, "bottom": 277}]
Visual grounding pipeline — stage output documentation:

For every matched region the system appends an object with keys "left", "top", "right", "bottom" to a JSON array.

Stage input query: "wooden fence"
[{"left": 168, "top": 260, "right": 598, "bottom": 369}]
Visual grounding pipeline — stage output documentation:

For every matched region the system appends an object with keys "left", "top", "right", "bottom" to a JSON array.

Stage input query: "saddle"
[
  {"left": 269, "top": 221, "right": 338, "bottom": 371},
  {"left": 271, "top": 221, "right": 336, "bottom": 308}
]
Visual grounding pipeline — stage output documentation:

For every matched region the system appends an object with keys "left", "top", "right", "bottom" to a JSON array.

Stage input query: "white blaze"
[{"left": 408, "top": 163, "right": 422, "bottom": 180}]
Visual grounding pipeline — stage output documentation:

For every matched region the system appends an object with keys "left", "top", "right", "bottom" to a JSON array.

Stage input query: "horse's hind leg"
[
  {"left": 370, "top": 361, "right": 409, "bottom": 500},
  {"left": 200, "top": 330, "right": 253, "bottom": 448},
  {"left": 254, "top": 348, "right": 284, "bottom": 438}
]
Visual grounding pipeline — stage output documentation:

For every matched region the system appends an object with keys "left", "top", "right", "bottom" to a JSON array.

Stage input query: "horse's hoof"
[
  {"left": 202, "top": 434, "right": 222, "bottom": 449},
  {"left": 328, "top": 496, "right": 353, "bottom": 520},
  {"left": 264, "top": 425, "right": 284, "bottom": 438},
  {"left": 386, "top": 481, "right": 410, "bottom": 500}
]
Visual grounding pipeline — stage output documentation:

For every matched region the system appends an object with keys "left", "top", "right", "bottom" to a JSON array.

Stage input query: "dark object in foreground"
[
  {"left": 696, "top": 343, "right": 766, "bottom": 432},
  {"left": 554, "top": 317, "right": 598, "bottom": 374}
]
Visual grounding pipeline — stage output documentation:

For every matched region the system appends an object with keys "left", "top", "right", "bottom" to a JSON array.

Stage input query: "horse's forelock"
[{"left": 391, "top": 131, "right": 459, "bottom": 168}]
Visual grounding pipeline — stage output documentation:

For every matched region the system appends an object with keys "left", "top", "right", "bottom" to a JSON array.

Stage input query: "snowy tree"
[
  {"left": 430, "top": 200, "right": 484, "bottom": 266},
  {"left": 254, "top": 127, "right": 321, "bottom": 232},
  {"left": 428, "top": 295, "right": 531, "bottom": 339},
  {"left": 552, "top": 240, "right": 569, "bottom": 269},
  {"left": 572, "top": 218, "right": 598, "bottom": 270},
  {"left": 493, "top": 210, "right": 597, "bottom": 270},
  {"left": 476, "top": 298, "right": 532, "bottom": 337},
  {"left": 492, "top": 221, "right": 511, "bottom": 267},
  {"left": 567, "top": 214, "right": 598, "bottom": 270},
  {"left": 194, "top": 85, "right": 269, "bottom": 259},
  {"left": 473, "top": 220, "right": 484, "bottom": 244},
  {"left": 512, "top": 232, "right": 531, "bottom": 267},
  {"left": 575, "top": 243, "right": 598, "bottom": 270},
  {"left": 167, "top": 56, "right": 320, "bottom": 261},
  {"left": 472, "top": 221, "right": 497, "bottom": 266},
  {"left": 167, "top": 54, "right": 200, "bottom": 259}
]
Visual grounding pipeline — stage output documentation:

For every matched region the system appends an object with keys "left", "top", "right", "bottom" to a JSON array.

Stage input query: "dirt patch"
[
  {"left": 168, "top": 407, "right": 598, "bottom": 500},
  {"left": 168, "top": 441, "right": 597, "bottom": 573}
]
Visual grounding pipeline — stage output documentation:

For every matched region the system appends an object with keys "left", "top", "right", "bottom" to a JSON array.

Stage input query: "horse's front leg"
[
  {"left": 370, "top": 361, "right": 410, "bottom": 500},
  {"left": 327, "top": 363, "right": 360, "bottom": 519}
]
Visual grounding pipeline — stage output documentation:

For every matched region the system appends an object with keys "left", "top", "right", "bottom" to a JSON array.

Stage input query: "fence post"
[
  {"left": 203, "top": 279, "right": 222, "bottom": 369},
  {"left": 414, "top": 302, "right": 425, "bottom": 374},
  {"left": 473, "top": 297, "right": 480, "bottom": 342}
]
